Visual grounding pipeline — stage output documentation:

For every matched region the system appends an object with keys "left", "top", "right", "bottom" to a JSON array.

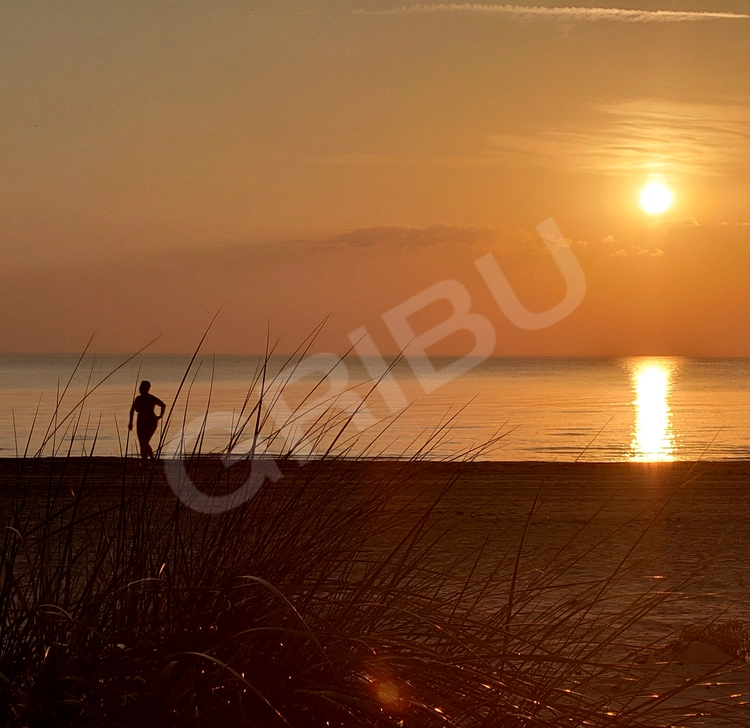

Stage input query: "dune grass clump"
[
  {"left": 681, "top": 619, "right": 750, "bottom": 660},
  {"left": 1, "top": 347, "right": 748, "bottom": 726},
  {"left": 3, "top": 452, "right": 653, "bottom": 728}
]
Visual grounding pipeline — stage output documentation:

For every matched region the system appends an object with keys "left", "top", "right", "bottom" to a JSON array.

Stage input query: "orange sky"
[{"left": 2, "top": 1, "right": 749, "bottom": 355}]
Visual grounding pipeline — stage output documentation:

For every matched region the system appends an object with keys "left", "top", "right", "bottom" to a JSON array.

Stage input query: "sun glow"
[
  {"left": 640, "top": 182, "right": 673, "bottom": 214},
  {"left": 630, "top": 361, "right": 675, "bottom": 462}
]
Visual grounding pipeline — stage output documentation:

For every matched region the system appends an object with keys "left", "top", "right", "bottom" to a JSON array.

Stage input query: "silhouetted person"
[{"left": 128, "top": 381, "right": 166, "bottom": 462}]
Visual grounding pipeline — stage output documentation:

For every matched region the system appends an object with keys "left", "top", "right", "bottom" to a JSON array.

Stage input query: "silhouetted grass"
[{"left": 1, "top": 347, "right": 748, "bottom": 726}]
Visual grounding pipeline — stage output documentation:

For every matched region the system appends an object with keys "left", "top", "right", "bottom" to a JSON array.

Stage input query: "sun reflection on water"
[{"left": 630, "top": 361, "right": 675, "bottom": 461}]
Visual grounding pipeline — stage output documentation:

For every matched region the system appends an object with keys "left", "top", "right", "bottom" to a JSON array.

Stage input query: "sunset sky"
[{"left": 2, "top": 1, "right": 749, "bottom": 355}]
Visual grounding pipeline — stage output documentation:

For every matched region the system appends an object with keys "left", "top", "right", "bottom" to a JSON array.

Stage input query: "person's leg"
[
  {"left": 138, "top": 433, "right": 149, "bottom": 461},
  {"left": 143, "top": 420, "right": 158, "bottom": 460},
  {"left": 137, "top": 418, "right": 158, "bottom": 461}
]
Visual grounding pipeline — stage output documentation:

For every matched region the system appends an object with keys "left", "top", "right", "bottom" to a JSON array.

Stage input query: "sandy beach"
[
  {"left": 4, "top": 457, "right": 750, "bottom": 725},
  {"left": 5, "top": 457, "right": 750, "bottom": 632}
]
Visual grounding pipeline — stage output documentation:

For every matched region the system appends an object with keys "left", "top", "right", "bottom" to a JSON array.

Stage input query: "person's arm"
[
  {"left": 128, "top": 401, "right": 136, "bottom": 431},
  {"left": 156, "top": 398, "right": 166, "bottom": 420}
]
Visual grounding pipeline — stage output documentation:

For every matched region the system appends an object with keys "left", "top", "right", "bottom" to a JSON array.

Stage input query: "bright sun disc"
[{"left": 640, "top": 182, "right": 673, "bottom": 214}]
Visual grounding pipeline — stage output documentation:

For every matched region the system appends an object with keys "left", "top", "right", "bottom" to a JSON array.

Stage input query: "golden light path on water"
[{"left": 630, "top": 361, "right": 675, "bottom": 462}]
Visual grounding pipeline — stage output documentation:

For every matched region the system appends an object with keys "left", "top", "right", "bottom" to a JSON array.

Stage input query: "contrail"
[{"left": 354, "top": 4, "right": 750, "bottom": 22}]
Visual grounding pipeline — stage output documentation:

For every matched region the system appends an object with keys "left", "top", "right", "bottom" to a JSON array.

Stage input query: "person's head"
[{"left": 139, "top": 380, "right": 151, "bottom": 395}]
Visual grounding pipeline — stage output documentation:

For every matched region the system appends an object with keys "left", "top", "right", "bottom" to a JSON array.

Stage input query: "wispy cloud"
[
  {"left": 326, "top": 223, "right": 494, "bottom": 249},
  {"left": 650, "top": 217, "right": 701, "bottom": 231},
  {"left": 490, "top": 99, "right": 750, "bottom": 177},
  {"left": 611, "top": 245, "right": 664, "bottom": 257},
  {"left": 316, "top": 100, "right": 750, "bottom": 177},
  {"left": 355, "top": 4, "right": 750, "bottom": 23},
  {"left": 318, "top": 224, "right": 596, "bottom": 255}
]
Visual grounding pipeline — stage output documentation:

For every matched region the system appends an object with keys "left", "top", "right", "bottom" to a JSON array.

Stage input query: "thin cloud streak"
[
  {"left": 355, "top": 4, "right": 750, "bottom": 22},
  {"left": 322, "top": 223, "right": 539, "bottom": 254},
  {"left": 490, "top": 100, "right": 750, "bottom": 177}
]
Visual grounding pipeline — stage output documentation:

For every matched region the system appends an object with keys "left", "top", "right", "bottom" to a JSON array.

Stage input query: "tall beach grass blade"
[{"left": 34, "top": 337, "right": 160, "bottom": 457}]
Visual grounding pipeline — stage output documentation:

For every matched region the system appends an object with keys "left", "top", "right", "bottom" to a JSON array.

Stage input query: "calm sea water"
[{"left": 1, "top": 354, "right": 749, "bottom": 461}]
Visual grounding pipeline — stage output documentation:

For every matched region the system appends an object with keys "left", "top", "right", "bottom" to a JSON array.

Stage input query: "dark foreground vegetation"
[{"left": 3, "top": 452, "right": 750, "bottom": 728}]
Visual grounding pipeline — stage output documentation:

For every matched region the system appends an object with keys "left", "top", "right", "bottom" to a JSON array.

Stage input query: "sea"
[{"left": 1, "top": 353, "right": 750, "bottom": 462}]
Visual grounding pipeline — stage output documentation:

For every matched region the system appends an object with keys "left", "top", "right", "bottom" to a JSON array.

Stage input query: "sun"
[{"left": 640, "top": 182, "right": 673, "bottom": 215}]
